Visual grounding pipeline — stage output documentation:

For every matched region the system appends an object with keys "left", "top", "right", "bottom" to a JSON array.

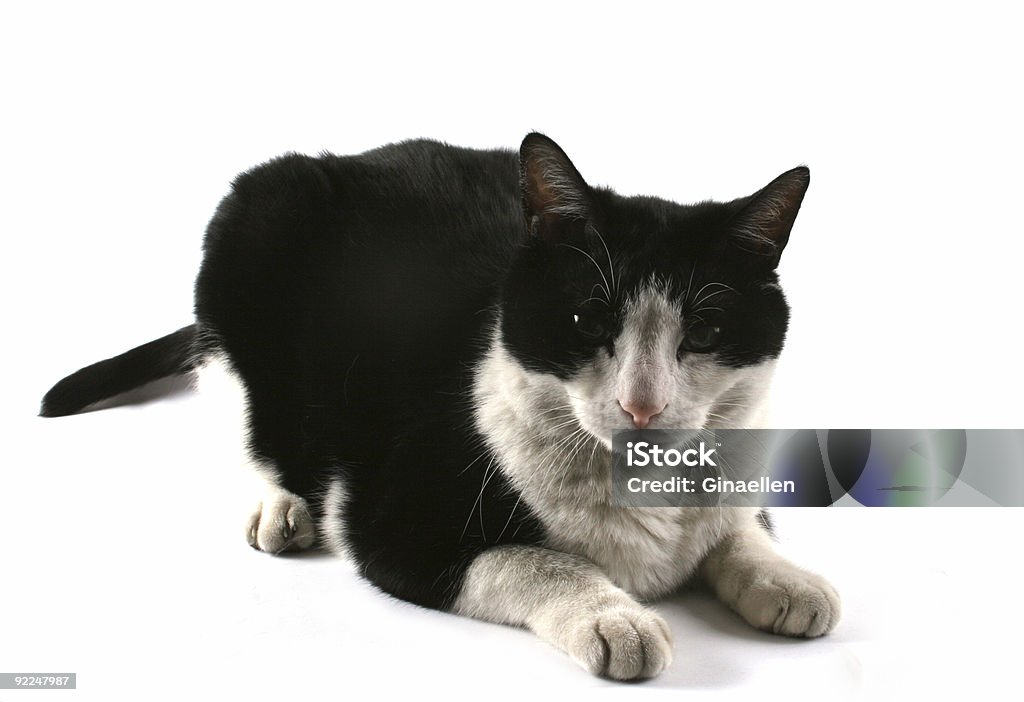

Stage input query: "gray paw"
[
  {"left": 246, "top": 491, "right": 316, "bottom": 554},
  {"left": 729, "top": 565, "right": 841, "bottom": 638},
  {"left": 566, "top": 604, "right": 673, "bottom": 680}
]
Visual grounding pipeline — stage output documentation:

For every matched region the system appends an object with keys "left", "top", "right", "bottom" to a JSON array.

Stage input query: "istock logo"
[{"left": 625, "top": 441, "right": 718, "bottom": 468}]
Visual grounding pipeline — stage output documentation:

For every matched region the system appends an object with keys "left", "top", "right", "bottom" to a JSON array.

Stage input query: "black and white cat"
[{"left": 42, "top": 134, "right": 839, "bottom": 680}]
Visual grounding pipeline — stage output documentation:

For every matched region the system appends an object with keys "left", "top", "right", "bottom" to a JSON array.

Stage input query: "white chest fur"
[{"left": 538, "top": 495, "right": 750, "bottom": 599}]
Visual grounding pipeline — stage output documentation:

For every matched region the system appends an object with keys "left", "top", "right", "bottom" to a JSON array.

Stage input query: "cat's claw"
[
  {"left": 566, "top": 604, "right": 673, "bottom": 680},
  {"left": 246, "top": 491, "right": 315, "bottom": 554}
]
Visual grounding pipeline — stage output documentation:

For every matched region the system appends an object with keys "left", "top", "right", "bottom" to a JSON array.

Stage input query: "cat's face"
[{"left": 500, "top": 134, "right": 807, "bottom": 445}]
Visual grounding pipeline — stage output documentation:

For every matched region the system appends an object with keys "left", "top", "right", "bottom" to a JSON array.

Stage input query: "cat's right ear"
[{"left": 520, "top": 133, "right": 591, "bottom": 243}]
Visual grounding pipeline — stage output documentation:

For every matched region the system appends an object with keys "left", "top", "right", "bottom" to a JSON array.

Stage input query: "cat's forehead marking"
[{"left": 619, "top": 282, "right": 682, "bottom": 351}]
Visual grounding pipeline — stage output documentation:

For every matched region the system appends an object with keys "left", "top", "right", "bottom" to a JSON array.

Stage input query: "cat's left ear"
[
  {"left": 520, "top": 133, "right": 591, "bottom": 243},
  {"left": 727, "top": 166, "right": 810, "bottom": 268}
]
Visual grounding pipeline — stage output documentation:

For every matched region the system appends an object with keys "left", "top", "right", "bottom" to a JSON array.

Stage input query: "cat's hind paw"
[{"left": 246, "top": 490, "right": 316, "bottom": 554}]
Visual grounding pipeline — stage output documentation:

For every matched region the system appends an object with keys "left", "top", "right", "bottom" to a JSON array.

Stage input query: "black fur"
[
  {"left": 42, "top": 135, "right": 803, "bottom": 610},
  {"left": 40, "top": 325, "right": 196, "bottom": 417}
]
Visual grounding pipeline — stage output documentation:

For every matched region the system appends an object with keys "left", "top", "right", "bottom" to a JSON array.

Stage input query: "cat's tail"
[{"left": 39, "top": 324, "right": 198, "bottom": 418}]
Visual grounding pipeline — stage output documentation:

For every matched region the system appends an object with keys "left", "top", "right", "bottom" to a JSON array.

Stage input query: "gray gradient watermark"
[{"left": 611, "top": 429, "right": 1024, "bottom": 507}]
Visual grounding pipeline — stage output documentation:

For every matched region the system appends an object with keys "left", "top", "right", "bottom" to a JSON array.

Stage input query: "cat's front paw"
[
  {"left": 727, "top": 564, "right": 840, "bottom": 638},
  {"left": 246, "top": 490, "right": 316, "bottom": 554},
  {"left": 564, "top": 603, "right": 673, "bottom": 680}
]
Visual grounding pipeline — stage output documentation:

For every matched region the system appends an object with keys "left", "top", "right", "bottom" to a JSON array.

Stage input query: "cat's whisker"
[
  {"left": 546, "top": 418, "right": 584, "bottom": 433},
  {"left": 689, "top": 282, "right": 736, "bottom": 308},
  {"left": 554, "top": 437, "right": 591, "bottom": 505},
  {"left": 545, "top": 411, "right": 579, "bottom": 423},
  {"left": 458, "top": 449, "right": 491, "bottom": 476},
  {"left": 690, "top": 289, "right": 729, "bottom": 309},
  {"left": 495, "top": 492, "right": 524, "bottom": 543},
  {"left": 538, "top": 427, "right": 592, "bottom": 479},
  {"left": 537, "top": 416, "right": 576, "bottom": 426},
  {"left": 683, "top": 263, "right": 698, "bottom": 304},
  {"left": 533, "top": 408, "right": 577, "bottom": 421},
  {"left": 548, "top": 412, "right": 580, "bottom": 422},
  {"left": 478, "top": 457, "right": 504, "bottom": 539},
  {"left": 587, "top": 433, "right": 601, "bottom": 475},
  {"left": 513, "top": 430, "right": 586, "bottom": 511},
  {"left": 561, "top": 243, "right": 613, "bottom": 304},
  {"left": 705, "top": 399, "right": 752, "bottom": 408},
  {"left": 535, "top": 407, "right": 575, "bottom": 417},
  {"left": 461, "top": 454, "right": 500, "bottom": 542},
  {"left": 535, "top": 426, "right": 588, "bottom": 467},
  {"left": 549, "top": 428, "right": 594, "bottom": 505},
  {"left": 535, "top": 402, "right": 574, "bottom": 412},
  {"left": 588, "top": 224, "right": 617, "bottom": 295},
  {"left": 709, "top": 401, "right": 755, "bottom": 409}
]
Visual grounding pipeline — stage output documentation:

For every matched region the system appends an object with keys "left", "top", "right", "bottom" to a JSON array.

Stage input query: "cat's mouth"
[
  {"left": 578, "top": 421, "right": 711, "bottom": 453},
  {"left": 569, "top": 404, "right": 713, "bottom": 450}
]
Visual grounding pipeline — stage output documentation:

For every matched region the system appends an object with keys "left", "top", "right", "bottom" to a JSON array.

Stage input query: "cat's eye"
[
  {"left": 680, "top": 324, "right": 721, "bottom": 354},
  {"left": 572, "top": 312, "right": 607, "bottom": 340}
]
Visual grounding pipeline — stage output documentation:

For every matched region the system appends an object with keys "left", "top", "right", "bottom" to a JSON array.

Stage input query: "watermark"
[
  {"left": 611, "top": 429, "right": 1024, "bottom": 507},
  {"left": 625, "top": 440, "right": 719, "bottom": 468},
  {"left": 0, "top": 673, "right": 76, "bottom": 689}
]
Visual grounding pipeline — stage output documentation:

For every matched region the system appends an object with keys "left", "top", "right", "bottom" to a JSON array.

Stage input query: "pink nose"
[{"left": 619, "top": 400, "right": 666, "bottom": 429}]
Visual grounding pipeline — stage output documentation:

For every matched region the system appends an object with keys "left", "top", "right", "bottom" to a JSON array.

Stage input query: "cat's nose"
[{"left": 618, "top": 400, "right": 666, "bottom": 429}]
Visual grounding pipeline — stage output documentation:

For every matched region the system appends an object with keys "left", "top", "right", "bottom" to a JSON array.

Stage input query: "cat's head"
[{"left": 499, "top": 133, "right": 808, "bottom": 445}]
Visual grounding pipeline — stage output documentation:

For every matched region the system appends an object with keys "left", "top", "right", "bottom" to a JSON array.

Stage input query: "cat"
[{"left": 41, "top": 133, "right": 840, "bottom": 680}]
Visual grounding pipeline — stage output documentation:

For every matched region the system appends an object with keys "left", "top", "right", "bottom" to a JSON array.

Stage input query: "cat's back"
[
  {"left": 206, "top": 139, "right": 523, "bottom": 255},
  {"left": 335, "top": 139, "right": 521, "bottom": 219},
  {"left": 196, "top": 140, "right": 525, "bottom": 351}
]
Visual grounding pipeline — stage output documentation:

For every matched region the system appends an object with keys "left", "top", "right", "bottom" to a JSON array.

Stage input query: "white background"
[{"left": 2, "top": 2, "right": 1022, "bottom": 700}]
